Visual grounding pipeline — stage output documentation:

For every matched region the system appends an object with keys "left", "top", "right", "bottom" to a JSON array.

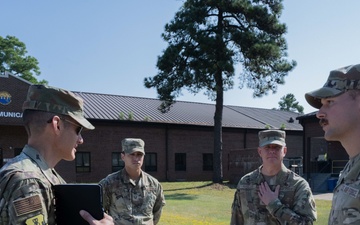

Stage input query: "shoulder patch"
[
  {"left": 25, "top": 214, "right": 45, "bottom": 225},
  {"left": 13, "top": 195, "right": 42, "bottom": 216}
]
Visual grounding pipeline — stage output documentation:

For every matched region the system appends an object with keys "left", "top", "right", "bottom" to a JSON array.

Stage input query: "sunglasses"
[{"left": 47, "top": 116, "right": 83, "bottom": 135}]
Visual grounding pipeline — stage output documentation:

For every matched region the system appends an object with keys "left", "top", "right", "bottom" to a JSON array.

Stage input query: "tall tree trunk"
[
  {"left": 213, "top": 70, "right": 223, "bottom": 183},
  {"left": 213, "top": 9, "right": 224, "bottom": 184}
]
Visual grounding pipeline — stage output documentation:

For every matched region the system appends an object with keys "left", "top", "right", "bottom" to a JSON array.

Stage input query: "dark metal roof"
[
  {"left": 296, "top": 111, "right": 317, "bottom": 120},
  {"left": 74, "top": 91, "right": 302, "bottom": 131}
]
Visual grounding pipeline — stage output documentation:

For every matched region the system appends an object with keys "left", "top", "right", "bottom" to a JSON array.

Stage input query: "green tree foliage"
[
  {"left": 144, "top": 0, "right": 296, "bottom": 183},
  {"left": 0, "top": 35, "right": 47, "bottom": 84},
  {"left": 278, "top": 93, "right": 304, "bottom": 114}
]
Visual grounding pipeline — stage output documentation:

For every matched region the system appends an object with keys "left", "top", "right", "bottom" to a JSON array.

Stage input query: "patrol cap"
[
  {"left": 305, "top": 64, "right": 360, "bottom": 109},
  {"left": 259, "top": 130, "right": 286, "bottom": 147},
  {"left": 22, "top": 84, "right": 95, "bottom": 130},
  {"left": 122, "top": 138, "right": 145, "bottom": 155}
]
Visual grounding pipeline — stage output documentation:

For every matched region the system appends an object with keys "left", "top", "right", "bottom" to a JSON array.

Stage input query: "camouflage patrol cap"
[
  {"left": 22, "top": 84, "right": 95, "bottom": 130},
  {"left": 122, "top": 138, "right": 145, "bottom": 155},
  {"left": 259, "top": 130, "right": 286, "bottom": 147},
  {"left": 305, "top": 64, "right": 360, "bottom": 109}
]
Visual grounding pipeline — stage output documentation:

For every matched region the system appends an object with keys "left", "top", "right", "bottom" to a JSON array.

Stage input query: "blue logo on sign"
[{"left": 0, "top": 91, "right": 11, "bottom": 105}]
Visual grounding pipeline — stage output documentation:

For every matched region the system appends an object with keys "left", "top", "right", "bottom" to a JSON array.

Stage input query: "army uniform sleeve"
[
  {"left": 152, "top": 183, "right": 166, "bottom": 225},
  {"left": 1, "top": 174, "right": 54, "bottom": 225},
  {"left": 230, "top": 188, "right": 244, "bottom": 225},
  {"left": 99, "top": 178, "right": 111, "bottom": 213},
  {"left": 266, "top": 180, "right": 317, "bottom": 225}
]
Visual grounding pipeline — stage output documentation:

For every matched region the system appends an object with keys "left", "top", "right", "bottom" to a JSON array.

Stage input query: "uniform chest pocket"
[{"left": 141, "top": 187, "right": 157, "bottom": 209}]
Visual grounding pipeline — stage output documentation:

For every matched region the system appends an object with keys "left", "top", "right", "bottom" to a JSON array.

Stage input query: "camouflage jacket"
[
  {"left": 230, "top": 164, "right": 317, "bottom": 225},
  {"left": 0, "top": 145, "right": 66, "bottom": 225},
  {"left": 99, "top": 169, "right": 165, "bottom": 225},
  {"left": 329, "top": 153, "right": 360, "bottom": 225}
]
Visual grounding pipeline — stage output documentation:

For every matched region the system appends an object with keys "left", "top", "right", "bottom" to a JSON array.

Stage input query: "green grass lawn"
[{"left": 160, "top": 181, "right": 331, "bottom": 225}]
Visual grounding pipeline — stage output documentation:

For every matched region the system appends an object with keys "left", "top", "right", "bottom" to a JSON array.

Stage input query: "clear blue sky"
[{"left": 1, "top": 0, "right": 360, "bottom": 114}]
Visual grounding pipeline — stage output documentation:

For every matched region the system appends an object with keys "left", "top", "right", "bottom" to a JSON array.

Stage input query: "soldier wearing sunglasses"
[{"left": 0, "top": 84, "right": 114, "bottom": 225}]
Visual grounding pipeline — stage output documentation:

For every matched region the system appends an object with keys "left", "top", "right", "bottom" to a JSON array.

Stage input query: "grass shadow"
[
  {"left": 164, "top": 193, "right": 198, "bottom": 200},
  {"left": 165, "top": 182, "right": 212, "bottom": 192},
  {"left": 164, "top": 181, "right": 237, "bottom": 192}
]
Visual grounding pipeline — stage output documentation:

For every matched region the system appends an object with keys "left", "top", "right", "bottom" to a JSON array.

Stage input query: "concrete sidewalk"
[{"left": 313, "top": 192, "right": 333, "bottom": 201}]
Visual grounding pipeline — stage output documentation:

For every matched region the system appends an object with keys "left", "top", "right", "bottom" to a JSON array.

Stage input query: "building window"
[
  {"left": 175, "top": 153, "right": 186, "bottom": 171},
  {"left": 76, "top": 152, "right": 91, "bottom": 173},
  {"left": 203, "top": 153, "right": 213, "bottom": 171},
  {"left": 145, "top": 153, "right": 157, "bottom": 172},
  {"left": 112, "top": 152, "right": 124, "bottom": 172}
]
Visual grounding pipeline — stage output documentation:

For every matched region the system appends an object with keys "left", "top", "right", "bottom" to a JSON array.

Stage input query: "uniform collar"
[
  {"left": 23, "top": 145, "right": 64, "bottom": 185},
  {"left": 253, "top": 163, "right": 290, "bottom": 184},
  {"left": 339, "top": 153, "right": 360, "bottom": 182},
  {"left": 121, "top": 169, "right": 144, "bottom": 186}
]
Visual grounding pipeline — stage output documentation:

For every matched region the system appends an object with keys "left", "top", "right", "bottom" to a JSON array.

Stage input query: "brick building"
[{"left": 0, "top": 73, "right": 304, "bottom": 183}]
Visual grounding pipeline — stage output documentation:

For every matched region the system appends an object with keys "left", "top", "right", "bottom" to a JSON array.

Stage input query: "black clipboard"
[{"left": 54, "top": 184, "right": 104, "bottom": 225}]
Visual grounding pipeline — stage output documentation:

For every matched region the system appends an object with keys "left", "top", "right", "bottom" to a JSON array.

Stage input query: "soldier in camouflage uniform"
[
  {"left": 99, "top": 138, "right": 165, "bottom": 225},
  {"left": 230, "top": 130, "right": 317, "bottom": 224},
  {"left": 305, "top": 64, "right": 360, "bottom": 225},
  {"left": 0, "top": 84, "right": 113, "bottom": 225}
]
